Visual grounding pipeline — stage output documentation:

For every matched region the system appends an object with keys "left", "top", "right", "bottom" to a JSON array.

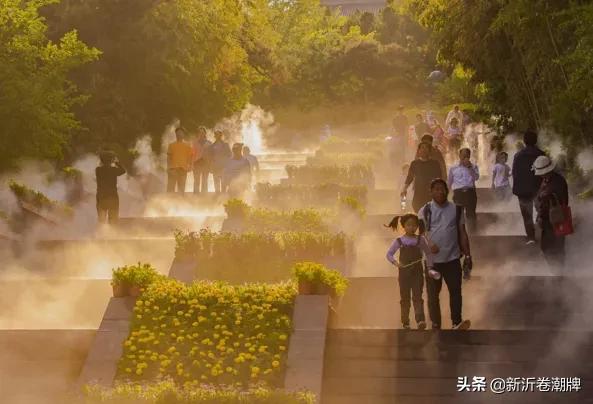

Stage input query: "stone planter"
[
  {"left": 298, "top": 279, "right": 315, "bottom": 295},
  {"left": 129, "top": 285, "right": 142, "bottom": 297},
  {"left": 112, "top": 283, "right": 128, "bottom": 297}
]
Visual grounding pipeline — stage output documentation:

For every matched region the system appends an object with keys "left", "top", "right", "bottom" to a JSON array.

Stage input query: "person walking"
[
  {"left": 243, "top": 146, "right": 260, "bottom": 188},
  {"left": 445, "top": 105, "right": 463, "bottom": 128},
  {"left": 420, "top": 134, "right": 447, "bottom": 180},
  {"left": 192, "top": 127, "right": 211, "bottom": 193},
  {"left": 223, "top": 143, "right": 252, "bottom": 198},
  {"left": 385, "top": 214, "right": 431, "bottom": 330},
  {"left": 492, "top": 151, "right": 512, "bottom": 201},
  {"left": 207, "top": 130, "right": 232, "bottom": 194},
  {"left": 167, "top": 127, "right": 193, "bottom": 193},
  {"left": 96, "top": 151, "right": 126, "bottom": 224},
  {"left": 414, "top": 114, "right": 431, "bottom": 140},
  {"left": 419, "top": 179, "right": 472, "bottom": 330},
  {"left": 401, "top": 142, "right": 442, "bottom": 213},
  {"left": 446, "top": 118, "right": 463, "bottom": 157},
  {"left": 512, "top": 130, "right": 545, "bottom": 244},
  {"left": 533, "top": 156, "right": 569, "bottom": 271},
  {"left": 448, "top": 148, "right": 480, "bottom": 233}
]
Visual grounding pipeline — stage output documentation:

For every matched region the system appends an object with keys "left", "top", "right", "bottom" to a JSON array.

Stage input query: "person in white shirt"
[
  {"left": 448, "top": 148, "right": 479, "bottom": 232},
  {"left": 445, "top": 105, "right": 463, "bottom": 128},
  {"left": 492, "top": 151, "right": 511, "bottom": 201}
]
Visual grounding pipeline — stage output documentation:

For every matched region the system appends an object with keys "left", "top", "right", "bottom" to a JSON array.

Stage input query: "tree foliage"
[
  {"left": 407, "top": 0, "right": 593, "bottom": 149},
  {"left": 0, "top": 0, "right": 99, "bottom": 170}
]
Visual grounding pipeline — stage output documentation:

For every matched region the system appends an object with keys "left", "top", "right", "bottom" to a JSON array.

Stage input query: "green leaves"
[{"left": 0, "top": 0, "right": 98, "bottom": 170}]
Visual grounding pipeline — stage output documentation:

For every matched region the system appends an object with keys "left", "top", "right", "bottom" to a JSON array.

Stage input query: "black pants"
[
  {"left": 193, "top": 159, "right": 209, "bottom": 193},
  {"left": 453, "top": 188, "right": 477, "bottom": 232},
  {"left": 167, "top": 168, "right": 187, "bottom": 193},
  {"left": 426, "top": 259, "right": 463, "bottom": 327},
  {"left": 97, "top": 195, "right": 119, "bottom": 224},
  {"left": 398, "top": 267, "right": 425, "bottom": 326},
  {"left": 518, "top": 196, "right": 536, "bottom": 240}
]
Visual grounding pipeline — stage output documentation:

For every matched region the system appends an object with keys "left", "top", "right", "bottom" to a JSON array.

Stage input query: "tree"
[{"left": 0, "top": 0, "right": 99, "bottom": 170}]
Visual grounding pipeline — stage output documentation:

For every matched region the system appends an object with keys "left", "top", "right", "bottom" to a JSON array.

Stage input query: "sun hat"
[{"left": 532, "top": 155, "right": 556, "bottom": 176}]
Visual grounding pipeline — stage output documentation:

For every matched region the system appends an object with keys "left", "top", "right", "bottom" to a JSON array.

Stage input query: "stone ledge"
[{"left": 285, "top": 295, "right": 329, "bottom": 403}]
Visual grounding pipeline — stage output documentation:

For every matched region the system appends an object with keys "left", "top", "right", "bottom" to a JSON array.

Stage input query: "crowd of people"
[
  {"left": 387, "top": 108, "right": 573, "bottom": 330},
  {"left": 165, "top": 127, "right": 259, "bottom": 196}
]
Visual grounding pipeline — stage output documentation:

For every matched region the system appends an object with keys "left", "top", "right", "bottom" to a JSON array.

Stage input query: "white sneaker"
[
  {"left": 428, "top": 269, "right": 441, "bottom": 280},
  {"left": 526, "top": 239, "right": 536, "bottom": 245},
  {"left": 452, "top": 319, "right": 471, "bottom": 330}
]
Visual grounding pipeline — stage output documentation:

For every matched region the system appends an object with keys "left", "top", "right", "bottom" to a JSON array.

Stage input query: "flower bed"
[
  {"left": 175, "top": 229, "right": 349, "bottom": 283},
  {"left": 223, "top": 199, "right": 328, "bottom": 233},
  {"left": 83, "top": 381, "right": 314, "bottom": 403},
  {"left": 255, "top": 183, "right": 367, "bottom": 208},
  {"left": 284, "top": 164, "right": 374, "bottom": 188},
  {"left": 116, "top": 279, "right": 296, "bottom": 389}
]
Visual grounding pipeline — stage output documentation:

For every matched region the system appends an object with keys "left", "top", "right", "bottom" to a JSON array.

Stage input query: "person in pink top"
[{"left": 385, "top": 214, "right": 435, "bottom": 330}]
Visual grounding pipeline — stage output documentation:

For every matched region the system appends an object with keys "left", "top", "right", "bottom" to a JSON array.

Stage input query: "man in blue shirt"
[
  {"left": 448, "top": 148, "right": 480, "bottom": 232},
  {"left": 419, "top": 179, "right": 472, "bottom": 330}
]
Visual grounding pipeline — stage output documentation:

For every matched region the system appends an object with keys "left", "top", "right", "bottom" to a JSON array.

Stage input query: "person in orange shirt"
[{"left": 167, "top": 127, "right": 193, "bottom": 193}]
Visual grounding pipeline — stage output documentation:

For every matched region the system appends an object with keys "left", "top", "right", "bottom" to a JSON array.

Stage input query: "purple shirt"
[{"left": 386, "top": 235, "right": 434, "bottom": 267}]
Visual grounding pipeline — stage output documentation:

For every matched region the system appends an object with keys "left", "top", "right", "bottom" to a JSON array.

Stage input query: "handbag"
[
  {"left": 548, "top": 194, "right": 565, "bottom": 226},
  {"left": 554, "top": 205, "right": 574, "bottom": 236}
]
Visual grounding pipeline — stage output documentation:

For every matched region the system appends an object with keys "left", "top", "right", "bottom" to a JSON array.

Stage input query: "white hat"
[{"left": 532, "top": 155, "right": 556, "bottom": 176}]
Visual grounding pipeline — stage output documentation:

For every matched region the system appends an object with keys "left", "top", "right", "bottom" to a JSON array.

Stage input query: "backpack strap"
[{"left": 416, "top": 235, "right": 421, "bottom": 246}]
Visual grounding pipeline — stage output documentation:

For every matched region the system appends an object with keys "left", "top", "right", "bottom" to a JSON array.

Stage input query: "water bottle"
[
  {"left": 462, "top": 255, "right": 472, "bottom": 280},
  {"left": 400, "top": 195, "right": 407, "bottom": 213}
]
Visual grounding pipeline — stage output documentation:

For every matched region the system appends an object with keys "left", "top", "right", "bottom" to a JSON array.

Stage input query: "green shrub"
[
  {"left": 115, "top": 279, "right": 297, "bottom": 389},
  {"left": 112, "top": 263, "right": 163, "bottom": 288},
  {"left": 83, "top": 381, "right": 314, "bottom": 403},
  {"left": 293, "top": 262, "right": 349, "bottom": 297},
  {"left": 284, "top": 164, "right": 374, "bottom": 187},
  {"left": 338, "top": 196, "right": 366, "bottom": 218},
  {"left": 255, "top": 183, "right": 367, "bottom": 208},
  {"left": 223, "top": 200, "right": 328, "bottom": 233},
  {"left": 174, "top": 229, "right": 349, "bottom": 283}
]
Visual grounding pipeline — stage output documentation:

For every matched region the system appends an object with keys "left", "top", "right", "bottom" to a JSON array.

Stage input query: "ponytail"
[{"left": 384, "top": 215, "right": 401, "bottom": 230}]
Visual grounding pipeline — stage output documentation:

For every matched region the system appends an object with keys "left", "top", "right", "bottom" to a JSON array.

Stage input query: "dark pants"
[
  {"left": 453, "top": 188, "right": 477, "bottom": 232},
  {"left": 518, "top": 196, "right": 536, "bottom": 240},
  {"left": 167, "top": 168, "right": 187, "bottom": 193},
  {"left": 412, "top": 193, "right": 431, "bottom": 213},
  {"left": 426, "top": 259, "right": 463, "bottom": 327},
  {"left": 398, "top": 267, "right": 425, "bottom": 326},
  {"left": 97, "top": 195, "right": 119, "bottom": 224},
  {"left": 541, "top": 221, "right": 566, "bottom": 271},
  {"left": 193, "top": 159, "right": 209, "bottom": 193},
  {"left": 212, "top": 169, "right": 224, "bottom": 194}
]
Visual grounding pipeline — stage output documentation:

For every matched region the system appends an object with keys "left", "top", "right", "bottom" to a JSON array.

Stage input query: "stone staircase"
[
  {"left": 0, "top": 330, "right": 95, "bottom": 404},
  {"left": 322, "top": 329, "right": 593, "bottom": 404}
]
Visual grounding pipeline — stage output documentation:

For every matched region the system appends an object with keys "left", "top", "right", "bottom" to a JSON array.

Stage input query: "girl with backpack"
[{"left": 385, "top": 214, "right": 436, "bottom": 330}]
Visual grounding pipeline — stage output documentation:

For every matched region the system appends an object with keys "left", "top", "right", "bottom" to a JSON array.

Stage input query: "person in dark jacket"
[
  {"left": 401, "top": 142, "right": 442, "bottom": 212},
  {"left": 96, "top": 151, "right": 126, "bottom": 224},
  {"left": 533, "top": 156, "right": 569, "bottom": 271},
  {"left": 512, "top": 130, "right": 545, "bottom": 244}
]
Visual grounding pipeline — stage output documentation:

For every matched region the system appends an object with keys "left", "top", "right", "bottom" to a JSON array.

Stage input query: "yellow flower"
[{"left": 272, "top": 361, "right": 280, "bottom": 368}]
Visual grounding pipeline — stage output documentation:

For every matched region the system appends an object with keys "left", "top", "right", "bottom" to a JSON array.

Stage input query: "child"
[
  {"left": 385, "top": 214, "right": 436, "bottom": 330},
  {"left": 446, "top": 118, "right": 463, "bottom": 157},
  {"left": 492, "top": 151, "right": 511, "bottom": 201}
]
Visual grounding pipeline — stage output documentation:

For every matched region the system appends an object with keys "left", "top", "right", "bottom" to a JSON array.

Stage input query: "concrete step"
[
  {"left": 328, "top": 277, "right": 593, "bottom": 329},
  {"left": 34, "top": 238, "right": 175, "bottom": 278},
  {"left": 116, "top": 215, "right": 223, "bottom": 235},
  {"left": 0, "top": 330, "right": 95, "bottom": 402},
  {"left": 0, "top": 279, "right": 110, "bottom": 329}
]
